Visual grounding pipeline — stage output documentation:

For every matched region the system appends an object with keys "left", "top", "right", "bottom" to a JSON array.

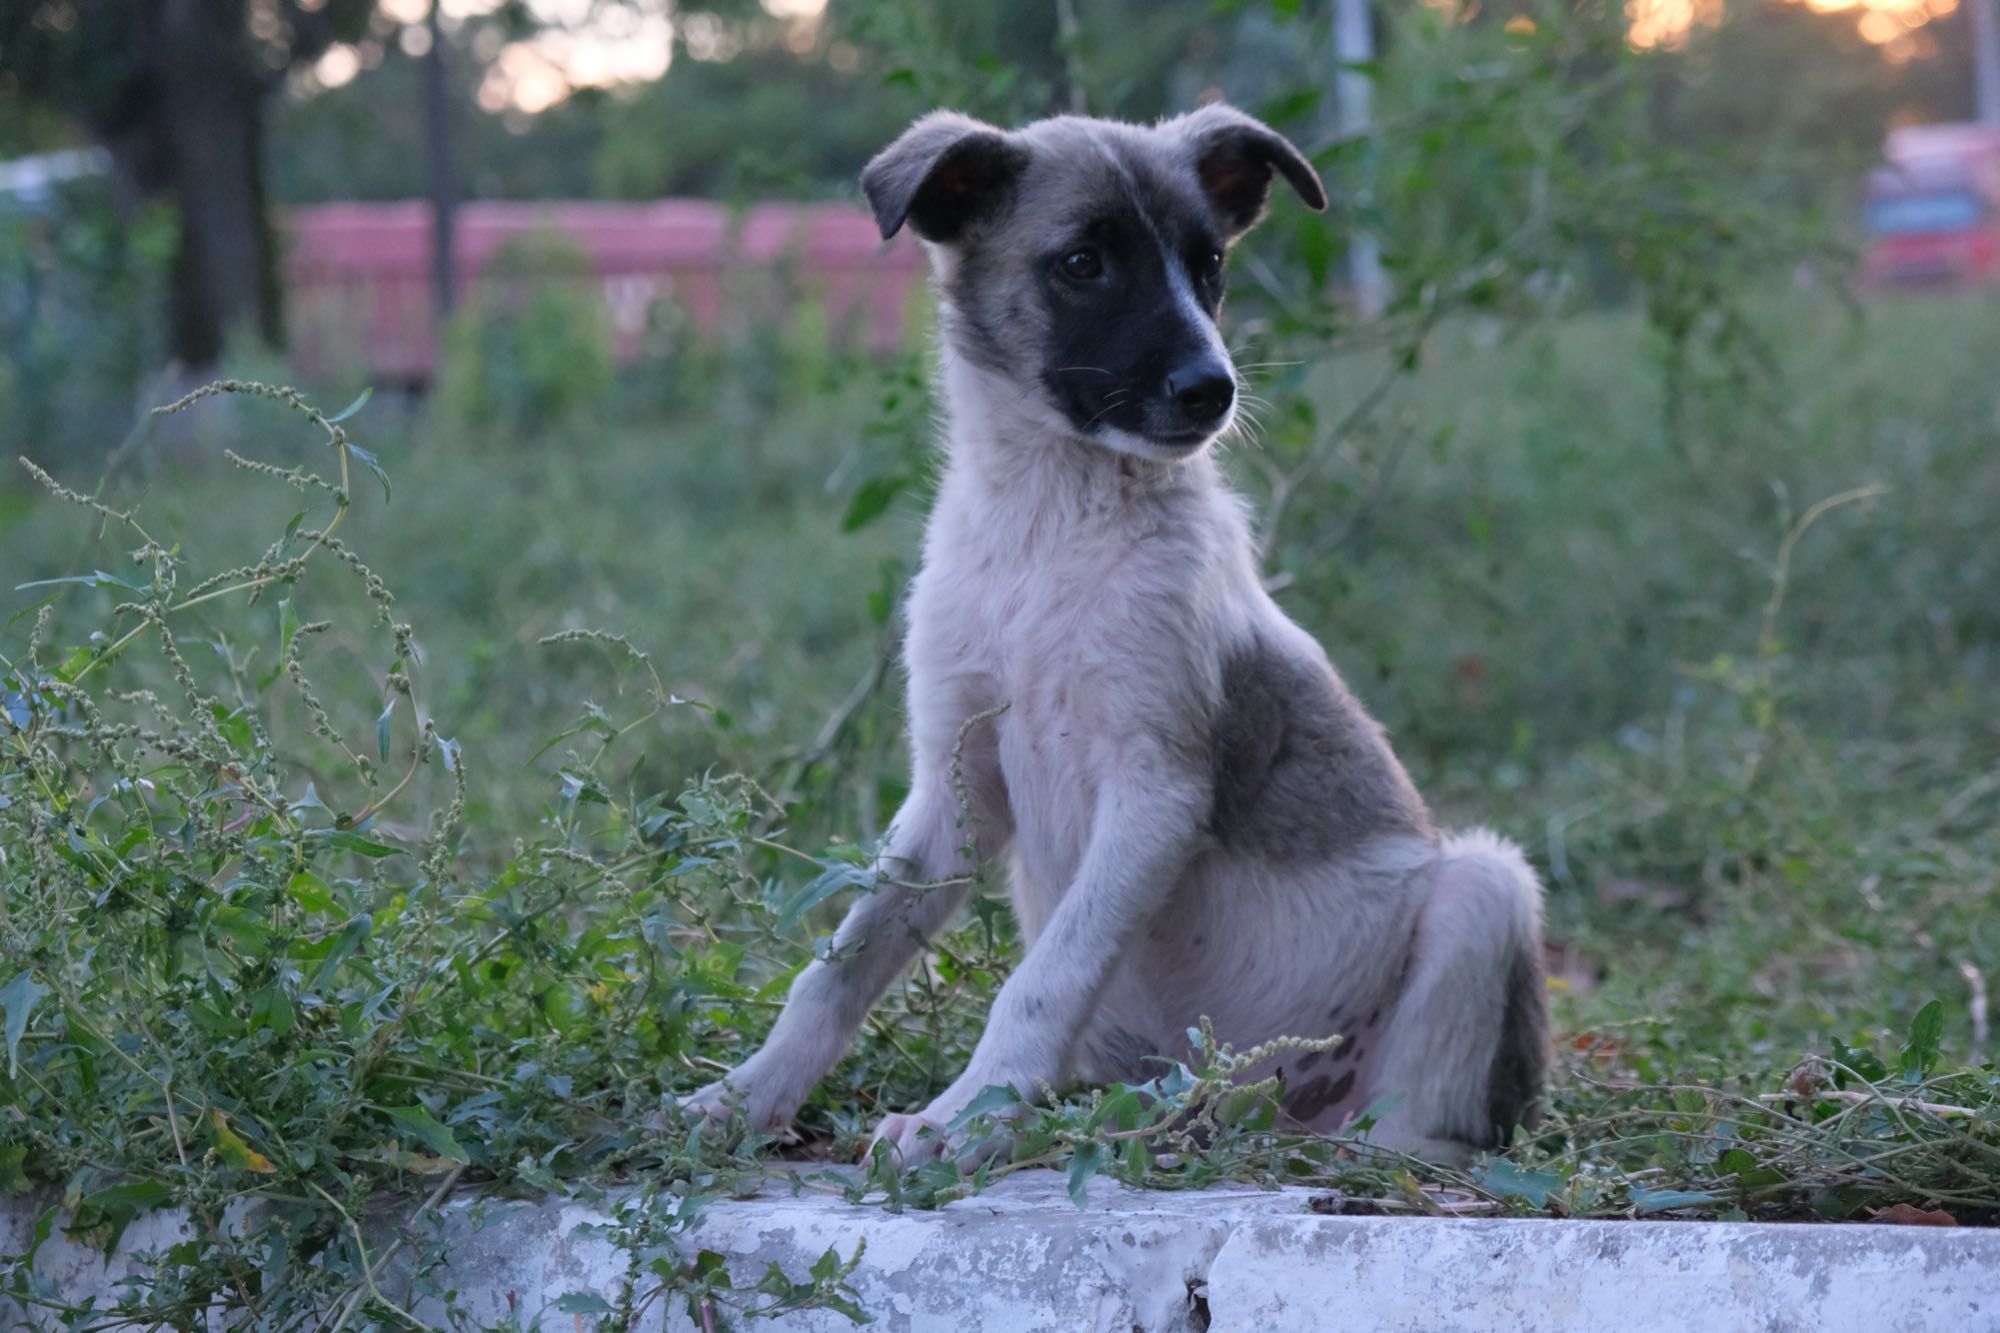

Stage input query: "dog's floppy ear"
[
  {"left": 862, "top": 111, "right": 1028, "bottom": 243},
  {"left": 1175, "top": 103, "right": 1327, "bottom": 237}
]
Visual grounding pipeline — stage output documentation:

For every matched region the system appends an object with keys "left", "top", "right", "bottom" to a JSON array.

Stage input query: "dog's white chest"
[
  {"left": 920, "top": 505, "right": 1187, "bottom": 715},
  {"left": 908, "top": 481, "right": 1247, "bottom": 925}
]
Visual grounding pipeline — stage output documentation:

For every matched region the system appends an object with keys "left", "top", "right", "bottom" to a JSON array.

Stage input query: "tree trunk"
[
  {"left": 423, "top": 0, "right": 459, "bottom": 320},
  {"left": 154, "top": 0, "right": 284, "bottom": 369}
]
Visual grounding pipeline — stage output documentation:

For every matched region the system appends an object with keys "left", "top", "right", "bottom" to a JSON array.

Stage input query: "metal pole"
[
  {"left": 1332, "top": 0, "right": 1387, "bottom": 317},
  {"left": 1055, "top": 0, "right": 1088, "bottom": 115},
  {"left": 1973, "top": 0, "right": 2000, "bottom": 126}
]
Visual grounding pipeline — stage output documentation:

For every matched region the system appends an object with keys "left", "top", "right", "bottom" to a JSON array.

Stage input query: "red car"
[{"left": 1863, "top": 123, "right": 2000, "bottom": 290}]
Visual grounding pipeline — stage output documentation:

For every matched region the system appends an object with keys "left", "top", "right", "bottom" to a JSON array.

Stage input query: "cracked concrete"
[{"left": 4, "top": 1172, "right": 1996, "bottom": 1330}]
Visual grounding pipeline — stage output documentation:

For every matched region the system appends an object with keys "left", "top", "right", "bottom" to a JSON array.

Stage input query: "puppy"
[{"left": 687, "top": 105, "right": 1547, "bottom": 1165}]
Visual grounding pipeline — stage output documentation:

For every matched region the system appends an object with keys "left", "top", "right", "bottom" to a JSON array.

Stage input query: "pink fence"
[{"left": 282, "top": 200, "right": 929, "bottom": 383}]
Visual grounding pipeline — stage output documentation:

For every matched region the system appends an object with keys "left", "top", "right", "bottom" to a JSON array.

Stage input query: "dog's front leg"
[
  {"left": 870, "top": 774, "right": 1205, "bottom": 1163},
  {"left": 683, "top": 785, "right": 986, "bottom": 1132}
]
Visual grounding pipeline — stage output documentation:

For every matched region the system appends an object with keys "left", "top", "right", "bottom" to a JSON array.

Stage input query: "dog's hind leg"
[{"left": 1360, "top": 828, "right": 1548, "bottom": 1164}]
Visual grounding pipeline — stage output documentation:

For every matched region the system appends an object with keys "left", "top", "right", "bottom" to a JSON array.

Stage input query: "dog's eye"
[
  {"left": 1199, "top": 250, "right": 1224, "bottom": 281},
  {"left": 1060, "top": 248, "right": 1103, "bottom": 281}
]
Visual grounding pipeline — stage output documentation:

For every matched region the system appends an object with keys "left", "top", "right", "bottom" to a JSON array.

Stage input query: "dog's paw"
[
  {"left": 677, "top": 1066, "right": 800, "bottom": 1136},
  {"left": 864, "top": 1081, "right": 1027, "bottom": 1167},
  {"left": 864, "top": 1109, "right": 957, "bottom": 1166}
]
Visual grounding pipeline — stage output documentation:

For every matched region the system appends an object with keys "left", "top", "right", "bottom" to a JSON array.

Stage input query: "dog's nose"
[{"left": 1166, "top": 360, "right": 1235, "bottom": 423}]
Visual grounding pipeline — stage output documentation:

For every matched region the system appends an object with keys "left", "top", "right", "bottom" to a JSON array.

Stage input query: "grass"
[{"left": 1, "top": 284, "right": 1997, "bottom": 1325}]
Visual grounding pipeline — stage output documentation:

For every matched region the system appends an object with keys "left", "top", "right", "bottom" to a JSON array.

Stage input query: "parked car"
[{"left": 1862, "top": 122, "right": 2000, "bottom": 290}]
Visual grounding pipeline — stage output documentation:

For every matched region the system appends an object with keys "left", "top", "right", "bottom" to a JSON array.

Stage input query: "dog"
[{"left": 686, "top": 104, "right": 1548, "bottom": 1166}]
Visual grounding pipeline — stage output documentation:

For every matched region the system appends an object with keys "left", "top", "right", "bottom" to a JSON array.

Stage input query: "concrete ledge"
[{"left": 6, "top": 1172, "right": 1996, "bottom": 1330}]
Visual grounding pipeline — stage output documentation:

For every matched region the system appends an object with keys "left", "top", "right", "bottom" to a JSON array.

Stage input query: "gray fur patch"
[
  {"left": 943, "top": 239, "right": 1028, "bottom": 374},
  {"left": 1207, "top": 637, "right": 1432, "bottom": 859}
]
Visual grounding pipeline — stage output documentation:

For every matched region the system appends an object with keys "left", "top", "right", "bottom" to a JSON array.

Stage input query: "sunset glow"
[
  {"left": 1627, "top": 0, "right": 1960, "bottom": 57},
  {"left": 1626, "top": 0, "right": 1721, "bottom": 49},
  {"left": 311, "top": 0, "right": 1954, "bottom": 112}
]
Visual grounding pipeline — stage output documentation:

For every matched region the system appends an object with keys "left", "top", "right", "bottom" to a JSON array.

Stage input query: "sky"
[{"left": 313, "top": 0, "right": 674, "bottom": 112}]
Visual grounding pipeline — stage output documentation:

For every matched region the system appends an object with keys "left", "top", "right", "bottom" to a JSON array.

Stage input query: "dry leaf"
[
  {"left": 1869, "top": 1203, "right": 1958, "bottom": 1227},
  {"left": 1786, "top": 1055, "right": 1827, "bottom": 1099}
]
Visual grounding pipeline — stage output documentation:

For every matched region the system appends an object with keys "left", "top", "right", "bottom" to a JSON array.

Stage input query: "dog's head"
[{"left": 863, "top": 105, "right": 1325, "bottom": 461}]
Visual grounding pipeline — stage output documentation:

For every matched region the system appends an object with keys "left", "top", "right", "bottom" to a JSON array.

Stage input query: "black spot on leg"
[
  {"left": 1296, "top": 1049, "right": 1325, "bottom": 1073},
  {"left": 1284, "top": 1075, "right": 1329, "bottom": 1120},
  {"left": 1284, "top": 1069, "right": 1356, "bottom": 1122},
  {"left": 1081, "top": 1025, "right": 1164, "bottom": 1084}
]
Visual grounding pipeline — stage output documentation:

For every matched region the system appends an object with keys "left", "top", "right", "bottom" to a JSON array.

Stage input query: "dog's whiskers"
[
  {"left": 1082, "top": 391, "right": 1131, "bottom": 431},
  {"left": 1221, "top": 408, "right": 1267, "bottom": 452}
]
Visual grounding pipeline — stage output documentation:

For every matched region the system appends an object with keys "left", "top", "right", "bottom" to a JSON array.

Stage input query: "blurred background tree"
[{"left": 0, "top": 0, "right": 377, "bottom": 368}]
